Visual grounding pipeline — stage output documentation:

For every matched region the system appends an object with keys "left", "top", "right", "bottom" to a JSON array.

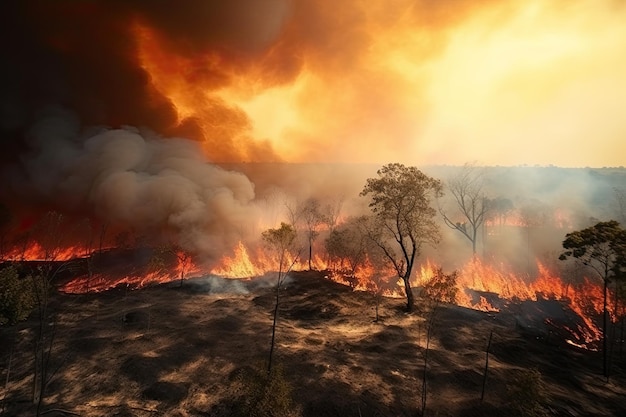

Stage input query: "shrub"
[
  {"left": 422, "top": 267, "right": 458, "bottom": 304},
  {"left": 233, "top": 364, "right": 301, "bottom": 417},
  {"left": 0, "top": 265, "right": 34, "bottom": 326},
  {"left": 506, "top": 368, "right": 549, "bottom": 417}
]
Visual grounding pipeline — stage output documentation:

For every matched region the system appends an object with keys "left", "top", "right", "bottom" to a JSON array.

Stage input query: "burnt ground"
[{"left": 1, "top": 271, "right": 625, "bottom": 416}]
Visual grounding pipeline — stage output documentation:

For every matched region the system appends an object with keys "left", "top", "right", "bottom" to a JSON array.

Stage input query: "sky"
[
  {"left": 134, "top": 0, "right": 626, "bottom": 167},
  {"left": 1, "top": 0, "right": 625, "bottom": 168}
]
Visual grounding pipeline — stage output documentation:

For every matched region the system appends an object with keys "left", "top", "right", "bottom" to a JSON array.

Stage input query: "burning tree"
[
  {"left": 439, "top": 163, "right": 489, "bottom": 256},
  {"left": 421, "top": 267, "right": 459, "bottom": 305},
  {"left": 560, "top": 220, "right": 626, "bottom": 378},
  {"left": 360, "top": 163, "right": 442, "bottom": 312},
  {"left": 325, "top": 216, "right": 369, "bottom": 289}
]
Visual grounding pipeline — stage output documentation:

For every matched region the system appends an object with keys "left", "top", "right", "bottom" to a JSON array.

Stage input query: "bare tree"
[
  {"left": 360, "top": 163, "right": 442, "bottom": 312},
  {"left": 29, "top": 211, "right": 71, "bottom": 415},
  {"left": 439, "top": 164, "right": 489, "bottom": 256},
  {"left": 613, "top": 187, "right": 626, "bottom": 225},
  {"left": 520, "top": 199, "right": 550, "bottom": 273},
  {"left": 322, "top": 197, "right": 344, "bottom": 234},
  {"left": 299, "top": 198, "right": 326, "bottom": 270},
  {"left": 262, "top": 222, "right": 299, "bottom": 374}
]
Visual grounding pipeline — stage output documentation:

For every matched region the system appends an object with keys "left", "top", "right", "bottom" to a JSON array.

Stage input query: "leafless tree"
[
  {"left": 29, "top": 211, "right": 71, "bottom": 415},
  {"left": 299, "top": 198, "right": 326, "bottom": 270},
  {"left": 613, "top": 187, "right": 626, "bottom": 225},
  {"left": 322, "top": 197, "right": 344, "bottom": 234},
  {"left": 439, "top": 164, "right": 489, "bottom": 256}
]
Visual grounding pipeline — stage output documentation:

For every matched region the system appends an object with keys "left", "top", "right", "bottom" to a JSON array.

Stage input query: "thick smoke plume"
[{"left": 2, "top": 106, "right": 257, "bottom": 262}]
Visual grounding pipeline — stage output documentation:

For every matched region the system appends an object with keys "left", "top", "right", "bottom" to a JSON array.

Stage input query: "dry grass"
[{"left": 1, "top": 271, "right": 625, "bottom": 416}]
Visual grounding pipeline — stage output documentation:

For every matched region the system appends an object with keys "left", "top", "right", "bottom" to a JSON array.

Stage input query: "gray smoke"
[{"left": 3, "top": 106, "right": 258, "bottom": 263}]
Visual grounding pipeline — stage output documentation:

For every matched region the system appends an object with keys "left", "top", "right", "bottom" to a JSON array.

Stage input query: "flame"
[
  {"left": 51, "top": 237, "right": 618, "bottom": 350},
  {"left": 61, "top": 270, "right": 179, "bottom": 294},
  {"left": 414, "top": 257, "right": 611, "bottom": 347},
  {"left": 211, "top": 241, "right": 266, "bottom": 278},
  {"left": 3, "top": 242, "right": 88, "bottom": 262}
]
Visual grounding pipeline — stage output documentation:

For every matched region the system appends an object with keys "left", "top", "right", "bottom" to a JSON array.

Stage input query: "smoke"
[
  {"left": 2, "top": 106, "right": 258, "bottom": 263},
  {"left": 0, "top": 1, "right": 624, "bottom": 267}
]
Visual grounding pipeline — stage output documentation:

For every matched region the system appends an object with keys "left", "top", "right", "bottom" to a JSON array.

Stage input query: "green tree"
[
  {"left": 262, "top": 223, "right": 298, "bottom": 374},
  {"left": 360, "top": 163, "right": 442, "bottom": 312},
  {"left": 0, "top": 266, "right": 34, "bottom": 326},
  {"left": 560, "top": 220, "right": 626, "bottom": 378}
]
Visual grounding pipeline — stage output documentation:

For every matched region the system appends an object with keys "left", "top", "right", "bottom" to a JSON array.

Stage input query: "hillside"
[{"left": 1, "top": 271, "right": 625, "bottom": 416}]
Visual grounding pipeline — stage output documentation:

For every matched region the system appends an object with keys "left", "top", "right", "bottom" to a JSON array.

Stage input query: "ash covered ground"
[{"left": 1, "top": 271, "right": 625, "bottom": 416}]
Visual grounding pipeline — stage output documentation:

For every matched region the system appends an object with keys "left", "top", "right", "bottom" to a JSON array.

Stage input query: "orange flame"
[
  {"left": 3, "top": 242, "right": 88, "bottom": 262},
  {"left": 210, "top": 241, "right": 266, "bottom": 278}
]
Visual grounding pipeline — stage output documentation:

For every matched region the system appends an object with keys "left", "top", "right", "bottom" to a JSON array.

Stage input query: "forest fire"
[
  {"left": 3, "top": 242, "right": 88, "bottom": 262},
  {"left": 1, "top": 211, "right": 617, "bottom": 352}
]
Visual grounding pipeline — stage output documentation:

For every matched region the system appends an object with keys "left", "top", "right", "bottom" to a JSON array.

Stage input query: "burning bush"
[{"left": 421, "top": 267, "right": 459, "bottom": 304}]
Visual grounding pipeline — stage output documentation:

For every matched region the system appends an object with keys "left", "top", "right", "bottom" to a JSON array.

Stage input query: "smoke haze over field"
[{"left": 0, "top": 1, "right": 625, "bottom": 262}]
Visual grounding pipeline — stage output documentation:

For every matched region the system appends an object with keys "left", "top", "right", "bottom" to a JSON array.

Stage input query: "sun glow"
[{"left": 132, "top": 1, "right": 626, "bottom": 167}]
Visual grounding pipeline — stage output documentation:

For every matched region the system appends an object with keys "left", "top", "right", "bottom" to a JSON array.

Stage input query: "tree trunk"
[
  {"left": 308, "top": 238, "right": 313, "bottom": 271},
  {"left": 403, "top": 276, "right": 414, "bottom": 312},
  {"left": 603, "top": 278, "right": 608, "bottom": 378}
]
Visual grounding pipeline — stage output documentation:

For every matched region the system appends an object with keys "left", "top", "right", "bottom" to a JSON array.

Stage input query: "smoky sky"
[
  {"left": 1, "top": 0, "right": 623, "bottom": 264},
  {"left": 0, "top": 0, "right": 503, "bottom": 162}
]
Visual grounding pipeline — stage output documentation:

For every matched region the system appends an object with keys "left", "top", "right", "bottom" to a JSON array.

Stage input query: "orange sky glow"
[{"left": 136, "top": 0, "right": 626, "bottom": 168}]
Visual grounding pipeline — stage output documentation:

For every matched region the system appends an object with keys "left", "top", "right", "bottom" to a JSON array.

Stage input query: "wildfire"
[
  {"left": 15, "top": 234, "right": 612, "bottom": 350},
  {"left": 3, "top": 242, "right": 89, "bottom": 262},
  {"left": 414, "top": 257, "right": 610, "bottom": 347},
  {"left": 210, "top": 241, "right": 266, "bottom": 279}
]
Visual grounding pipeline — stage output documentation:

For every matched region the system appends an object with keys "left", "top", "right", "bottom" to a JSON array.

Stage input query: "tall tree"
[
  {"left": 613, "top": 187, "right": 626, "bottom": 225},
  {"left": 299, "top": 198, "right": 325, "bottom": 270},
  {"left": 439, "top": 164, "right": 489, "bottom": 256},
  {"left": 262, "top": 222, "right": 298, "bottom": 374},
  {"left": 485, "top": 197, "right": 514, "bottom": 227},
  {"left": 560, "top": 220, "right": 626, "bottom": 378},
  {"left": 360, "top": 163, "right": 442, "bottom": 312},
  {"left": 519, "top": 199, "right": 550, "bottom": 273},
  {"left": 30, "top": 211, "right": 71, "bottom": 415}
]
